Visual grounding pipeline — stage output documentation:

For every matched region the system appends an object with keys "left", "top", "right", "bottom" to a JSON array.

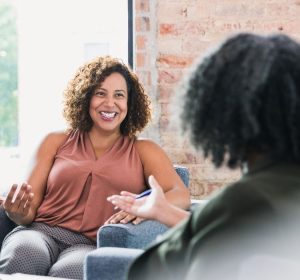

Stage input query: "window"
[
  {"left": 0, "top": 0, "right": 18, "bottom": 147},
  {"left": 0, "top": 0, "right": 133, "bottom": 194}
]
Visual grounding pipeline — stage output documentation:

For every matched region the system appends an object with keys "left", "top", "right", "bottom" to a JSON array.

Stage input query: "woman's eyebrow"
[
  {"left": 115, "top": 89, "right": 126, "bottom": 92},
  {"left": 94, "top": 87, "right": 107, "bottom": 91}
]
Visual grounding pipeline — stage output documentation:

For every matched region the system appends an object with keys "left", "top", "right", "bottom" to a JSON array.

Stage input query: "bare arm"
[
  {"left": 105, "top": 139, "right": 190, "bottom": 225},
  {"left": 108, "top": 175, "right": 190, "bottom": 227},
  {"left": 3, "top": 132, "right": 68, "bottom": 225},
  {"left": 135, "top": 139, "right": 190, "bottom": 209}
]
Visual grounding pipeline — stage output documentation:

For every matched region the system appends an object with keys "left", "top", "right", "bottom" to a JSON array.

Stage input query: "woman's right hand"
[
  {"left": 3, "top": 182, "right": 34, "bottom": 224},
  {"left": 107, "top": 175, "right": 190, "bottom": 227},
  {"left": 107, "top": 175, "right": 167, "bottom": 221}
]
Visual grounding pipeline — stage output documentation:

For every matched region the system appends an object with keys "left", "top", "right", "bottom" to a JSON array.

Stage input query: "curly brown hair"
[{"left": 63, "top": 56, "right": 151, "bottom": 136}]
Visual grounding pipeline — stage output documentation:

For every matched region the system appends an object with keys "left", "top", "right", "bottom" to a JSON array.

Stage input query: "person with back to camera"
[
  {"left": 0, "top": 56, "right": 190, "bottom": 279},
  {"left": 108, "top": 33, "right": 300, "bottom": 280}
]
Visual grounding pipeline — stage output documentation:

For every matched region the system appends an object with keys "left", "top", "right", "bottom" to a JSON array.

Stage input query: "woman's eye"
[
  {"left": 115, "top": 92, "right": 125, "bottom": 98},
  {"left": 95, "top": 91, "right": 105, "bottom": 96}
]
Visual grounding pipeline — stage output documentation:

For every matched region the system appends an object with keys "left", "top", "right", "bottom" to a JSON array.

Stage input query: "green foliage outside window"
[{"left": 0, "top": 0, "right": 18, "bottom": 146}]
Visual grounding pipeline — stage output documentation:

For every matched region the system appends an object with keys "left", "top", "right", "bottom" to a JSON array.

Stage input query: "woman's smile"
[{"left": 89, "top": 72, "right": 128, "bottom": 133}]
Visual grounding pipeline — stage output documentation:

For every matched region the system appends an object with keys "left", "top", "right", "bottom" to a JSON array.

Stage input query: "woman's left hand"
[{"left": 104, "top": 210, "right": 145, "bottom": 225}]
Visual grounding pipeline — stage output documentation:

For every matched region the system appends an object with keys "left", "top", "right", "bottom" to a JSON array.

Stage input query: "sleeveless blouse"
[{"left": 35, "top": 130, "right": 146, "bottom": 240}]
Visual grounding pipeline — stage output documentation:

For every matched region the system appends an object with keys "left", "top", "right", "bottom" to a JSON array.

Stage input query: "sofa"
[
  {"left": 0, "top": 166, "right": 192, "bottom": 280},
  {"left": 84, "top": 165, "right": 192, "bottom": 280}
]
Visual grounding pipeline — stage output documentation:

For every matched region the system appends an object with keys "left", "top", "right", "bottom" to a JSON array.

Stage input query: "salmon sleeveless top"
[{"left": 35, "top": 130, "right": 146, "bottom": 240}]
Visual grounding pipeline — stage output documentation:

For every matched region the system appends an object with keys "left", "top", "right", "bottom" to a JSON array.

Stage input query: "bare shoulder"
[
  {"left": 134, "top": 138, "right": 163, "bottom": 153},
  {"left": 38, "top": 130, "right": 69, "bottom": 156},
  {"left": 134, "top": 138, "right": 170, "bottom": 163},
  {"left": 44, "top": 130, "right": 69, "bottom": 143}
]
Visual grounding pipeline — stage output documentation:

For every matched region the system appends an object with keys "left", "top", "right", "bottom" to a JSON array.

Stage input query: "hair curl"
[
  {"left": 63, "top": 56, "right": 151, "bottom": 136},
  {"left": 182, "top": 33, "right": 300, "bottom": 168}
]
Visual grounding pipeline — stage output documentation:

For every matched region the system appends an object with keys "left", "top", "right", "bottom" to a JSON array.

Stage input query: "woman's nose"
[{"left": 104, "top": 95, "right": 115, "bottom": 106}]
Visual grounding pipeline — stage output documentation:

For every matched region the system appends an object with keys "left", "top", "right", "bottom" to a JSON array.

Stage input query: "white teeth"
[{"left": 100, "top": 112, "right": 116, "bottom": 118}]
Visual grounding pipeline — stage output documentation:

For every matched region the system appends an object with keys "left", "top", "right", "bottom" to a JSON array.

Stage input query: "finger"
[
  {"left": 104, "top": 211, "right": 126, "bottom": 224},
  {"left": 23, "top": 193, "right": 34, "bottom": 214},
  {"left": 148, "top": 175, "right": 163, "bottom": 192},
  {"left": 3, "top": 184, "right": 18, "bottom": 208},
  {"left": 119, "top": 191, "right": 136, "bottom": 198},
  {"left": 111, "top": 212, "right": 127, "bottom": 224},
  {"left": 113, "top": 203, "right": 131, "bottom": 213},
  {"left": 13, "top": 183, "right": 29, "bottom": 208},
  {"left": 108, "top": 197, "right": 136, "bottom": 213},
  {"left": 108, "top": 195, "right": 135, "bottom": 204},
  {"left": 104, "top": 212, "right": 119, "bottom": 224},
  {"left": 120, "top": 214, "right": 136, "bottom": 224},
  {"left": 5, "top": 184, "right": 18, "bottom": 202},
  {"left": 109, "top": 198, "right": 135, "bottom": 213},
  {"left": 107, "top": 195, "right": 135, "bottom": 203},
  {"left": 132, "top": 217, "right": 145, "bottom": 225},
  {"left": 19, "top": 186, "right": 33, "bottom": 210}
]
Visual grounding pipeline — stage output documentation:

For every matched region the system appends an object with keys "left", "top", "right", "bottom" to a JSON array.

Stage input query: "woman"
[
  {"left": 108, "top": 33, "right": 300, "bottom": 280},
  {"left": 0, "top": 56, "right": 190, "bottom": 279}
]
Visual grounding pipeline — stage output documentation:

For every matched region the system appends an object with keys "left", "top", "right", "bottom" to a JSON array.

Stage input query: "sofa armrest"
[
  {"left": 97, "top": 220, "right": 169, "bottom": 249},
  {"left": 84, "top": 247, "right": 143, "bottom": 280}
]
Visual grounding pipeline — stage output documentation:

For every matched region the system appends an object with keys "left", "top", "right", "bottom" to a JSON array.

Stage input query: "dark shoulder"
[{"left": 189, "top": 175, "right": 275, "bottom": 233}]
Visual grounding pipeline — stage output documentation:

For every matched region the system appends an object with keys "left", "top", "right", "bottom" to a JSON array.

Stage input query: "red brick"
[
  {"left": 135, "top": 0, "right": 150, "bottom": 13},
  {"left": 136, "top": 52, "right": 146, "bottom": 68},
  {"left": 137, "top": 70, "right": 151, "bottom": 87},
  {"left": 159, "top": 23, "right": 178, "bottom": 35},
  {"left": 157, "top": 54, "right": 194, "bottom": 68},
  {"left": 159, "top": 116, "right": 170, "bottom": 131},
  {"left": 136, "top": 16, "right": 150, "bottom": 32},
  {"left": 266, "top": 3, "right": 290, "bottom": 17},
  {"left": 157, "top": 85, "right": 173, "bottom": 102},
  {"left": 159, "top": 22, "right": 206, "bottom": 37},
  {"left": 157, "top": 2, "right": 188, "bottom": 22},
  {"left": 158, "top": 38, "right": 183, "bottom": 54},
  {"left": 160, "top": 102, "right": 169, "bottom": 116},
  {"left": 182, "top": 38, "right": 214, "bottom": 56},
  {"left": 136, "top": 35, "right": 147, "bottom": 50},
  {"left": 134, "top": 0, "right": 300, "bottom": 199},
  {"left": 158, "top": 70, "right": 183, "bottom": 84}
]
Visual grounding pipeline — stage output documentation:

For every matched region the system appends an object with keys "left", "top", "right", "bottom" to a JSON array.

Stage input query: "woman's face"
[{"left": 89, "top": 72, "right": 128, "bottom": 135}]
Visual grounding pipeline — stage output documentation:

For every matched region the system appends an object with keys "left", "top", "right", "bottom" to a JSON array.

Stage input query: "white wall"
[{"left": 0, "top": 0, "right": 129, "bottom": 193}]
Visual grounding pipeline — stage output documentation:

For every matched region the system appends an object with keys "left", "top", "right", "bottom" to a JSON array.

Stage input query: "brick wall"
[{"left": 134, "top": 0, "right": 300, "bottom": 199}]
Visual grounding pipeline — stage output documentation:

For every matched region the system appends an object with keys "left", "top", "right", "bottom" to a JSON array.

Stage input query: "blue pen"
[{"left": 135, "top": 189, "right": 151, "bottom": 199}]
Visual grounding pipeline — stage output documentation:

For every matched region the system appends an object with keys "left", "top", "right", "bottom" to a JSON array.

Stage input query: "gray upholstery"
[
  {"left": 97, "top": 165, "right": 189, "bottom": 249},
  {"left": 0, "top": 165, "right": 190, "bottom": 279},
  {"left": 84, "top": 165, "right": 190, "bottom": 280},
  {"left": 98, "top": 220, "right": 168, "bottom": 249},
  {"left": 84, "top": 247, "right": 143, "bottom": 280}
]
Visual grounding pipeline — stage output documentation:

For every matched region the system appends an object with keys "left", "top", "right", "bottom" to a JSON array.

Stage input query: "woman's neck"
[{"left": 88, "top": 128, "right": 122, "bottom": 158}]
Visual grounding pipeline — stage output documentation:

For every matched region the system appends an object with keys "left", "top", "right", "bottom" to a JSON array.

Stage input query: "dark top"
[{"left": 128, "top": 160, "right": 300, "bottom": 280}]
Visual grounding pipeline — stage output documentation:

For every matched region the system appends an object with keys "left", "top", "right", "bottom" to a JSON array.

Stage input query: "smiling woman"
[
  {"left": 89, "top": 73, "right": 129, "bottom": 138},
  {"left": 0, "top": 55, "right": 190, "bottom": 279},
  {"left": 0, "top": 0, "right": 133, "bottom": 195}
]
